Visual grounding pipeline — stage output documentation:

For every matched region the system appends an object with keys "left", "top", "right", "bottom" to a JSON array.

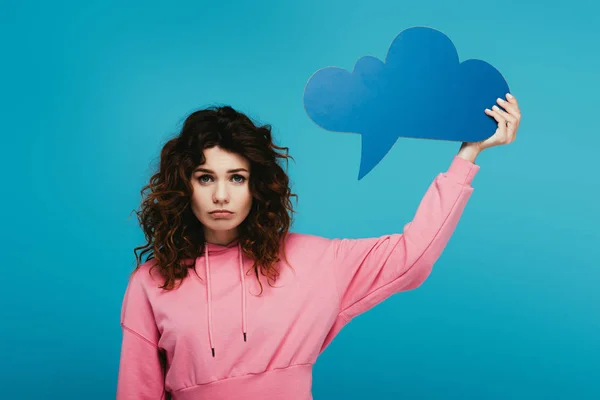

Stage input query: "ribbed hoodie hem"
[{"left": 172, "top": 364, "right": 313, "bottom": 400}]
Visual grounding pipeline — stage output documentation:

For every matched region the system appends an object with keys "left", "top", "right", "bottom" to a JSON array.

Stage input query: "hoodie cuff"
[{"left": 445, "top": 155, "right": 480, "bottom": 186}]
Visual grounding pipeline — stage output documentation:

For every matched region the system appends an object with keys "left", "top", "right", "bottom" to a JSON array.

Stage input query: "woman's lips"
[{"left": 209, "top": 210, "right": 234, "bottom": 219}]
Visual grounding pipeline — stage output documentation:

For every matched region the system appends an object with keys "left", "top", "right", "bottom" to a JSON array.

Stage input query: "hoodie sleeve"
[
  {"left": 116, "top": 268, "right": 167, "bottom": 400},
  {"left": 330, "top": 156, "right": 479, "bottom": 322}
]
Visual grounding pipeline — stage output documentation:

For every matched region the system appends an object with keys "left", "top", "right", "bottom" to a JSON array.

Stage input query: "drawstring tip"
[
  {"left": 211, "top": 348, "right": 215, "bottom": 357},
  {"left": 243, "top": 332, "right": 247, "bottom": 342}
]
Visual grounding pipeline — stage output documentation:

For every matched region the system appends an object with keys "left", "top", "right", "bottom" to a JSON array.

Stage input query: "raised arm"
[{"left": 330, "top": 155, "right": 479, "bottom": 322}]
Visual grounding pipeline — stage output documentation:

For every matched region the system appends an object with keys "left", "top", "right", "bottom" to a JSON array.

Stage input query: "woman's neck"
[{"left": 204, "top": 228, "right": 239, "bottom": 246}]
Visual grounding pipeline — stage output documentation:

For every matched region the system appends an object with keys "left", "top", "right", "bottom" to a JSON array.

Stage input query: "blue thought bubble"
[{"left": 303, "top": 26, "right": 510, "bottom": 180}]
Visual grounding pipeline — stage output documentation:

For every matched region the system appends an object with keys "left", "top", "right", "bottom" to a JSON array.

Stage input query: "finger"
[
  {"left": 506, "top": 120, "right": 517, "bottom": 142},
  {"left": 501, "top": 95, "right": 521, "bottom": 142},
  {"left": 491, "top": 104, "right": 519, "bottom": 142},
  {"left": 506, "top": 93, "right": 518, "bottom": 106},
  {"left": 491, "top": 105, "right": 518, "bottom": 142},
  {"left": 506, "top": 93, "right": 521, "bottom": 116},
  {"left": 484, "top": 108, "right": 508, "bottom": 139},
  {"left": 492, "top": 105, "right": 518, "bottom": 124},
  {"left": 484, "top": 107, "right": 505, "bottom": 125},
  {"left": 496, "top": 97, "right": 519, "bottom": 117}
]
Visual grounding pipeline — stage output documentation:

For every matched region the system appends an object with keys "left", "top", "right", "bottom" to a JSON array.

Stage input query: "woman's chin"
[{"left": 203, "top": 219, "right": 240, "bottom": 233}]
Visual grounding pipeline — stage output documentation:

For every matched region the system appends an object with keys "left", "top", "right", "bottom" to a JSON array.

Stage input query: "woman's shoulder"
[
  {"left": 127, "top": 258, "right": 164, "bottom": 289},
  {"left": 283, "top": 231, "right": 336, "bottom": 254},
  {"left": 285, "top": 231, "right": 331, "bottom": 242}
]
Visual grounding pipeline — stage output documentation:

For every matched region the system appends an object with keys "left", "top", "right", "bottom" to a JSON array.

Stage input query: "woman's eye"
[
  {"left": 231, "top": 174, "right": 246, "bottom": 183},
  {"left": 198, "top": 175, "right": 213, "bottom": 183}
]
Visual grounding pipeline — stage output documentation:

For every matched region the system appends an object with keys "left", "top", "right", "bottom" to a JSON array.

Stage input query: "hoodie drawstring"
[
  {"left": 204, "top": 245, "right": 215, "bottom": 357},
  {"left": 204, "top": 242, "right": 248, "bottom": 357},
  {"left": 239, "top": 244, "right": 248, "bottom": 342}
]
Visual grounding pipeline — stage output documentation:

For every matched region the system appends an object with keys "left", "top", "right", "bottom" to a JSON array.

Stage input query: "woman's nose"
[{"left": 213, "top": 182, "right": 230, "bottom": 203}]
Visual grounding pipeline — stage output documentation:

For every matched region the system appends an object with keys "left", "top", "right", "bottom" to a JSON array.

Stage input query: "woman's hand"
[{"left": 457, "top": 93, "right": 522, "bottom": 163}]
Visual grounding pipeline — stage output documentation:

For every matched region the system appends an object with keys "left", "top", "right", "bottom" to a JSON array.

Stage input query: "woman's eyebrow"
[{"left": 193, "top": 167, "right": 249, "bottom": 173}]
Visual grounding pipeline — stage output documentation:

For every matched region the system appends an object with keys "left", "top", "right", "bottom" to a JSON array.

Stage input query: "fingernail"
[
  {"left": 492, "top": 105, "right": 499, "bottom": 110},
  {"left": 497, "top": 97, "right": 505, "bottom": 103},
  {"left": 506, "top": 93, "right": 513, "bottom": 99}
]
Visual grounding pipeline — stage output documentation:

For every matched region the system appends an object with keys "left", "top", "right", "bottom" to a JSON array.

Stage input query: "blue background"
[{"left": 2, "top": 0, "right": 598, "bottom": 399}]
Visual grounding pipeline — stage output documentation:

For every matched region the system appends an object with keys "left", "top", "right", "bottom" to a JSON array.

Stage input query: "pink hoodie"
[{"left": 117, "top": 155, "right": 479, "bottom": 400}]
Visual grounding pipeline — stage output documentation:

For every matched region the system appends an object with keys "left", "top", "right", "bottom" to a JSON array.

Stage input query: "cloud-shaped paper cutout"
[{"left": 303, "top": 26, "right": 510, "bottom": 179}]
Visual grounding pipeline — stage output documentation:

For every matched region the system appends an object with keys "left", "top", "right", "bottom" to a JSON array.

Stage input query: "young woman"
[{"left": 117, "top": 95, "right": 521, "bottom": 399}]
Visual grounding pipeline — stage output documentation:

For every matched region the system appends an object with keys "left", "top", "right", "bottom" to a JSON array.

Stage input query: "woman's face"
[{"left": 190, "top": 146, "right": 252, "bottom": 245}]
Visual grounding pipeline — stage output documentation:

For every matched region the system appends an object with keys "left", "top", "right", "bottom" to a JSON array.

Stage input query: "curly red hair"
[{"left": 131, "top": 105, "right": 297, "bottom": 293}]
